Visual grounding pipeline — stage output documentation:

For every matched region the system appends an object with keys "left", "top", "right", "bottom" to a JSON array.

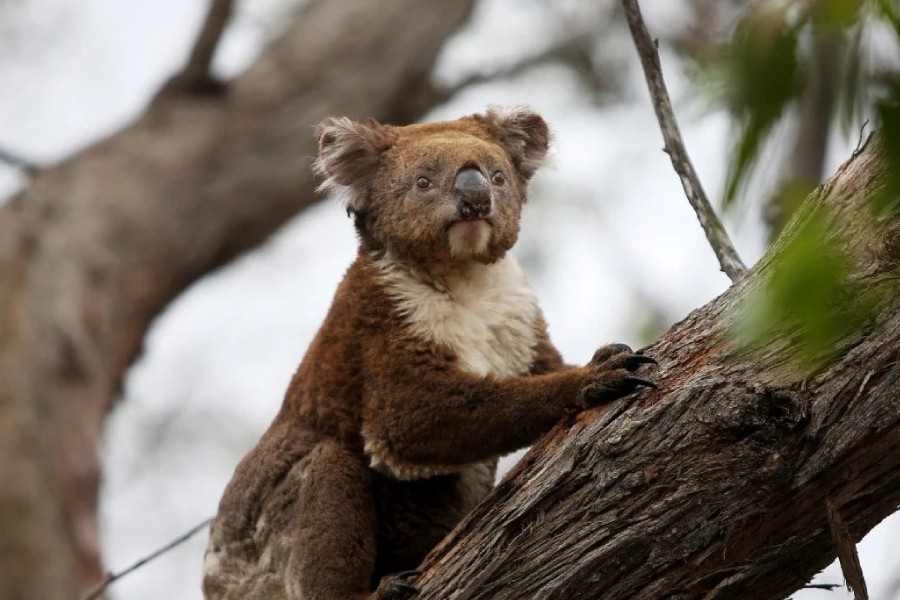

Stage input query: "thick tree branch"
[
  {"left": 622, "top": 0, "right": 747, "bottom": 281},
  {"left": 0, "top": 1, "right": 475, "bottom": 598},
  {"left": 409, "top": 137, "right": 900, "bottom": 599}
]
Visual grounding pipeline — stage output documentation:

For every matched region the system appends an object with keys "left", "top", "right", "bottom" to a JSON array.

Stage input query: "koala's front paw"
[
  {"left": 375, "top": 570, "right": 420, "bottom": 600},
  {"left": 579, "top": 343, "right": 657, "bottom": 409}
]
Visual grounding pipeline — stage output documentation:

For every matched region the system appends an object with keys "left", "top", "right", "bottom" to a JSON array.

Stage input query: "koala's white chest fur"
[{"left": 377, "top": 256, "right": 540, "bottom": 377}]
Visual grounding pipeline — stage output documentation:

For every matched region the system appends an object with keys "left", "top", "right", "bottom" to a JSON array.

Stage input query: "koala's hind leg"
[{"left": 285, "top": 440, "right": 411, "bottom": 600}]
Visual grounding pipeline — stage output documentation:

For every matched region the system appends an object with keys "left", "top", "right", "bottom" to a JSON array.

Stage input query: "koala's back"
[{"left": 202, "top": 423, "right": 317, "bottom": 599}]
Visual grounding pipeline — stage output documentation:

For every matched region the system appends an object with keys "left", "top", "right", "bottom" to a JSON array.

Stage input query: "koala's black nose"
[{"left": 454, "top": 168, "right": 492, "bottom": 219}]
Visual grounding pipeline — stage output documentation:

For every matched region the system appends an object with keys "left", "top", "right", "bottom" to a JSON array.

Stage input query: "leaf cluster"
[
  {"left": 701, "top": 1, "right": 900, "bottom": 200},
  {"left": 705, "top": 0, "right": 900, "bottom": 373}
]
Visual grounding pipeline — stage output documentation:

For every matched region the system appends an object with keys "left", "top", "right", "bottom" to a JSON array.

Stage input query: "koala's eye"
[
  {"left": 491, "top": 171, "right": 506, "bottom": 186},
  {"left": 416, "top": 176, "right": 431, "bottom": 189}
]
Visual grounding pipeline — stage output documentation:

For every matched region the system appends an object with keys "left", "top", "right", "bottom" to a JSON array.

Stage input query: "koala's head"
[{"left": 315, "top": 107, "right": 550, "bottom": 267}]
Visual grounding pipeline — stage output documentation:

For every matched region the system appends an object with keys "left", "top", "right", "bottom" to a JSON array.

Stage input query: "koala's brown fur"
[{"left": 202, "top": 107, "right": 655, "bottom": 600}]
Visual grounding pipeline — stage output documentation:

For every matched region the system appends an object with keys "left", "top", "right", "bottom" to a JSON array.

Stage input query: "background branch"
[
  {"left": 165, "top": 0, "right": 235, "bottom": 93},
  {"left": 433, "top": 34, "right": 611, "bottom": 106},
  {"left": 621, "top": 0, "right": 747, "bottom": 281},
  {"left": 81, "top": 518, "right": 212, "bottom": 600},
  {"left": 0, "top": 145, "right": 37, "bottom": 175},
  {"left": 826, "top": 497, "right": 870, "bottom": 600}
]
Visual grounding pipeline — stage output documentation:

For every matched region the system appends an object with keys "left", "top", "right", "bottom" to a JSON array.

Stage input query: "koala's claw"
[
  {"left": 591, "top": 343, "right": 633, "bottom": 364},
  {"left": 377, "top": 582, "right": 419, "bottom": 600},
  {"left": 580, "top": 343, "right": 658, "bottom": 408},
  {"left": 593, "top": 347, "right": 657, "bottom": 371},
  {"left": 376, "top": 571, "right": 420, "bottom": 600},
  {"left": 624, "top": 354, "right": 658, "bottom": 369},
  {"left": 385, "top": 583, "right": 419, "bottom": 599},
  {"left": 393, "top": 570, "right": 421, "bottom": 579},
  {"left": 624, "top": 375, "right": 657, "bottom": 389}
]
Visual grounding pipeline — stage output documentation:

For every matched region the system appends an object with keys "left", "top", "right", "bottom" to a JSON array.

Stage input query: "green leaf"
[
  {"left": 713, "top": 6, "right": 806, "bottom": 207},
  {"left": 836, "top": 19, "right": 866, "bottom": 136},
  {"left": 815, "top": 0, "right": 863, "bottom": 31},
  {"left": 874, "top": 87, "right": 900, "bottom": 216},
  {"left": 735, "top": 209, "right": 881, "bottom": 375},
  {"left": 875, "top": 0, "right": 900, "bottom": 39}
]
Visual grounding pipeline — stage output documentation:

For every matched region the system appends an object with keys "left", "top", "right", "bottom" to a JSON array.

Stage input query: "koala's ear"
[
  {"left": 315, "top": 117, "right": 394, "bottom": 211},
  {"left": 480, "top": 106, "right": 550, "bottom": 180}
]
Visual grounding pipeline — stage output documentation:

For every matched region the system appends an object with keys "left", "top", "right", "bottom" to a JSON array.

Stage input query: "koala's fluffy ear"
[
  {"left": 315, "top": 117, "right": 394, "bottom": 212},
  {"left": 479, "top": 106, "right": 550, "bottom": 180}
]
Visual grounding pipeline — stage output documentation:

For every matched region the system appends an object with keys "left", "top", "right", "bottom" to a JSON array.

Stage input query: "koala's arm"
[
  {"left": 527, "top": 314, "right": 568, "bottom": 375},
  {"left": 361, "top": 333, "right": 651, "bottom": 474}
]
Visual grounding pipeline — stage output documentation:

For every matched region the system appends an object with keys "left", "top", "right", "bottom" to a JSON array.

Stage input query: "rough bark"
[
  {"left": 413, "top": 138, "right": 900, "bottom": 599},
  {"left": 0, "top": 1, "right": 474, "bottom": 598}
]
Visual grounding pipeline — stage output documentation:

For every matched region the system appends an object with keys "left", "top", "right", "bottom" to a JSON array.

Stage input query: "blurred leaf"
[
  {"left": 736, "top": 208, "right": 882, "bottom": 375},
  {"left": 714, "top": 5, "right": 806, "bottom": 207},
  {"left": 875, "top": 0, "right": 900, "bottom": 38},
  {"left": 815, "top": 0, "right": 863, "bottom": 31},
  {"left": 874, "top": 85, "right": 900, "bottom": 216},
  {"left": 766, "top": 177, "right": 816, "bottom": 238},
  {"left": 837, "top": 19, "right": 866, "bottom": 136},
  {"left": 698, "top": 0, "right": 890, "bottom": 211}
]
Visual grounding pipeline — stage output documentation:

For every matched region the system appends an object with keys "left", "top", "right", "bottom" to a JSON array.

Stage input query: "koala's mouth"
[
  {"left": 446, "top": 215, "right": 493, "bottom": 227},
  {"left": 447, "top": 219, "right": 492, "bottom": 258}
]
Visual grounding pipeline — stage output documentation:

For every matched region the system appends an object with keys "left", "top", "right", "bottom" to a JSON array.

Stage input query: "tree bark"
[
  {"left": 413, "top": 137, "right": 900, "bottom": 599},
  {"left": 0, "top": 1, "right": 474, "bottom": 598}
]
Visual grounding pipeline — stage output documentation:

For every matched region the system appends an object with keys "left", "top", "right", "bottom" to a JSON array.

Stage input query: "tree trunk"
[
  {"left": 413, "top": 138, "right": 900, "bottom": 599},
  {"left": 0, "top": 1, "right": 474, "bottom": 598}
]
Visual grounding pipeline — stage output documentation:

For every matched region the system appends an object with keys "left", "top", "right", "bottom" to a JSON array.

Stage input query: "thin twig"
[
  {"left": 81, "top": 517, "right": 213, "bottom": 600},
  {"left": 803, "top": 583, "right": 841, "bottom": 590},
  {"left": 852, "top": 119, "right": 870, "bottom": 159},
  {"left": 702, "top": 571, "right": 750, "bottom": 600},
  {"left": 434, "top": 35, "right": 606, "bottom": 105},
  {"left": 185, "top": 0, "right": 234, "bottom": 82},
  {"left": 168, "top": 0, "right": 234, "bottom": 92},
  {"left": 621, "top": 0, "right": 747, "bottom": 282},
  {"left": 0, "top": 145, "right": 38, "bottom": 175},
  {"left": 825, "top": 497, "right": 869, "bottom": 600}
]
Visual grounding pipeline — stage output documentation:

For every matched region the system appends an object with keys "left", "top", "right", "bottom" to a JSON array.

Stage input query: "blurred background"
[{"left": 1, "top": 0, "right": 899, "bottom": 598}]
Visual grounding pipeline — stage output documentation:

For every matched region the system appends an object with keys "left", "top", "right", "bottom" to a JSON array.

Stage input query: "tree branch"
[
  {"left": 621, "top": 0, "right": 747, "bottom": 281},
  {"left": 826, "top": 497, "right": 869, "bottom": 600},
  {"left": 409, "top": 138, "right": 900, "bottom": 599},
  {"left": 803, "top": 583, "right": 842, "bottom": 591},
  {"left": 0, "top": 144, "right": 37, "bottom": 175},
  {"left": 165, "top": 0, "right": 234, "bottom": 93},
  {"left": 433, "top": 35, "right": 610, "bottom": 105}
]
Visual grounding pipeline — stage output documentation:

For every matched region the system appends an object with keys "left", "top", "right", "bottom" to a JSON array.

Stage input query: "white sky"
[{"left": 0, "top": 0, "right": 897, "bottom": 598}]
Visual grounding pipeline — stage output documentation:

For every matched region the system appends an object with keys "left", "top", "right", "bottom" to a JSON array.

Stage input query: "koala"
[{"left": 202, "top": 107, "right": 656, "bottom": 600}]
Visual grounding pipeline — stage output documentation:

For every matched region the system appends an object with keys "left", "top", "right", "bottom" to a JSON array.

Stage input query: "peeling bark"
[
  {"left": 413, "top": 139, "right": 900, "bottom": 599},
  {"left": 0, "top": 1, "right": 474, "bottom": 598}
]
